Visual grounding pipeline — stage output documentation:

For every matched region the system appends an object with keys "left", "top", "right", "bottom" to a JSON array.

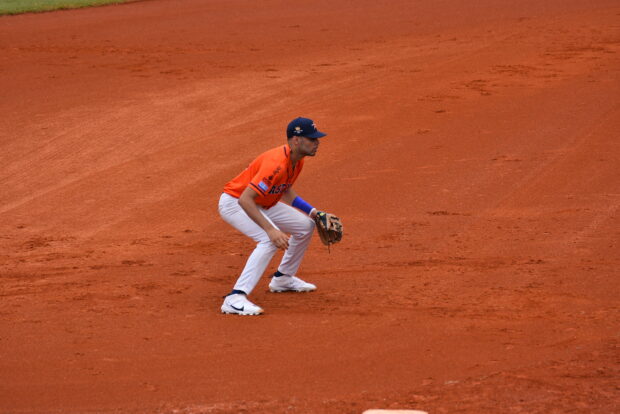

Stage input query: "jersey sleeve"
[{"left": 248, "top": 158, "right": 282, "bottom": 197}]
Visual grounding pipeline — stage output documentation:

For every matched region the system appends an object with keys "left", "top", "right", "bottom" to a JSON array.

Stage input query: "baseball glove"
[{"left": 314, "top": 211, "right": 343, "bottom": 251}]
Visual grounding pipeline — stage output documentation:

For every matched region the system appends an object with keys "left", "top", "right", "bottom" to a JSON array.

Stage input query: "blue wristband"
[{"left": 292, "top": 196, "right": 314, "bottom": 215}]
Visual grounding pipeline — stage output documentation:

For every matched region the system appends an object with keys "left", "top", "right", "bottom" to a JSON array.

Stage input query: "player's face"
[{"left": 299, "top": 136, "right": 320, "bottom": 156}]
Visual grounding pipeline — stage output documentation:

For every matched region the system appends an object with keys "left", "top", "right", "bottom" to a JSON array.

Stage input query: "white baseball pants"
[{"left": 218, "top": 193, "right": 315, "bottom": 295}]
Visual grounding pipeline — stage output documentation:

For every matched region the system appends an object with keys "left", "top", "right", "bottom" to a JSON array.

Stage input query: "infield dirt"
[{"left": 1, "top": 1, "right": 619, "bottom": 413}]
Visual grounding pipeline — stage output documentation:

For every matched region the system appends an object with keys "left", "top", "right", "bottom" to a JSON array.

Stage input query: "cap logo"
[{"left": 295, "top": 126, "right": 302, "bottom": 134}]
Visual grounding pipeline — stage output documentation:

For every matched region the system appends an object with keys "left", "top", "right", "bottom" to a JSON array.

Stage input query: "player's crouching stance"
[{"left": 218, "top": 117, "right": 327, "bottom": 315}]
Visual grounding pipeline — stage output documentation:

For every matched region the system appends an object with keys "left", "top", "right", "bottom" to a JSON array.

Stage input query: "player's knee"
[{"left": 297, "top": 217, "right": 315, "bottom": 237}]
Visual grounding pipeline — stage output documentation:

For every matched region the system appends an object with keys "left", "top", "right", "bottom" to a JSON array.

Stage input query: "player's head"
[
  {"left": 286, "top": 117, "right": 326, "bottom": 157},
  {"left": 286, "top": 117, "right": 327, "bottom": 140}
]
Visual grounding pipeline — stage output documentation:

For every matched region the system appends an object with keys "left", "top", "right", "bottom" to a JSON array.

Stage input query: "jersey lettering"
[{"left": 268, "top": 183, "right": 291, "bottom": 195}]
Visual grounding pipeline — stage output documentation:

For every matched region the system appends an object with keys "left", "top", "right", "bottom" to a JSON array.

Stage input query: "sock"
[
  {"left": 274, "top": 270, "right": 285, "bottom": 277},
  {"left": 225, "top": 289, "right": 246, "bottom": 297}
]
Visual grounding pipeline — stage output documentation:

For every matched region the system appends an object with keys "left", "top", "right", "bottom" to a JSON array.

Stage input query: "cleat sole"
[
  {"left": 222, "top": 312, "right": 263, "bottom": 315},
  {"left": 221, "top": 309, "right": 264, "bottom": 315},
  {"left": 269, "top": 288, "right": 316, "bottom": 293}
]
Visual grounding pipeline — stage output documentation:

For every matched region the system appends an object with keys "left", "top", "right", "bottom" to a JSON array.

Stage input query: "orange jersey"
[{"left": 224, "top": 144, "right": 305, "bottom": 209}]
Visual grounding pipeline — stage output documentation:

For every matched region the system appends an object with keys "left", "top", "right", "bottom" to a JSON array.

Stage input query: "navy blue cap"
[{"left": 286, "top": 117, "right": 327, "bottom": 139}]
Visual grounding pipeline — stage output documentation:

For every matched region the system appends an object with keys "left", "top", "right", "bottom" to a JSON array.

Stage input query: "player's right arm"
[{"left": 238, "top": 187, "right": 290, "bottom": 250}]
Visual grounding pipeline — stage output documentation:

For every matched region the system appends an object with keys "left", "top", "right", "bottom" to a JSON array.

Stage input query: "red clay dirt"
[{"left": 1, "top": 0, "right": 619, "bottom": 413}]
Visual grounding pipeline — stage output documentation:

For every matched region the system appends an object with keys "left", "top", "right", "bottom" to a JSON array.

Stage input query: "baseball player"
[{"left": 219, "top": 117, "right": 327, "bottom": 315}]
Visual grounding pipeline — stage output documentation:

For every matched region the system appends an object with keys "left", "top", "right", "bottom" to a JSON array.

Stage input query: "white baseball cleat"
[
  {"left": 269, "top": 275, "right": 317, "bottom": 292},
  {"left": 221, "top": 294, "right": 264, "bottom": 315}
]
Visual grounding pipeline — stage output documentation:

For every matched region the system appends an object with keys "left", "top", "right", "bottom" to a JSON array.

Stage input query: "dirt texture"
[{"left": 1, "top": 0, "right": 619, "bottom": 413}]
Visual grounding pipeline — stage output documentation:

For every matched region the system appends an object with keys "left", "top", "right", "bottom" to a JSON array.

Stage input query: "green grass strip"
[{"left": 0, "top": 0, "right": 136, "bottom": 16}]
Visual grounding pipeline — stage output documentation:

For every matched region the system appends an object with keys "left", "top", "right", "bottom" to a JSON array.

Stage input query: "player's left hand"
[{"left": 314, "top": 211, "right": 343, "bottom": 248}]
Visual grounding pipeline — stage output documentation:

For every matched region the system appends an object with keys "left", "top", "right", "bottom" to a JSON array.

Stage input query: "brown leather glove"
[{"left": 314, "top": 211, "right": 343, "bottom": 251}]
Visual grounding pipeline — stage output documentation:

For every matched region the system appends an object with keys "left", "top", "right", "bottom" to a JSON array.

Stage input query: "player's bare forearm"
[
  {"left": 282, "top": 187, "right": 318, "bottom": 218},
  {"left": 238, "top": 187, "right": 289, "bottom": 249},
  {"left": 280, "top": 187, "right": 298, "bottom": 205},
  {"left": 238, "top": 187, "right": 275, "bottom": 231}
]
